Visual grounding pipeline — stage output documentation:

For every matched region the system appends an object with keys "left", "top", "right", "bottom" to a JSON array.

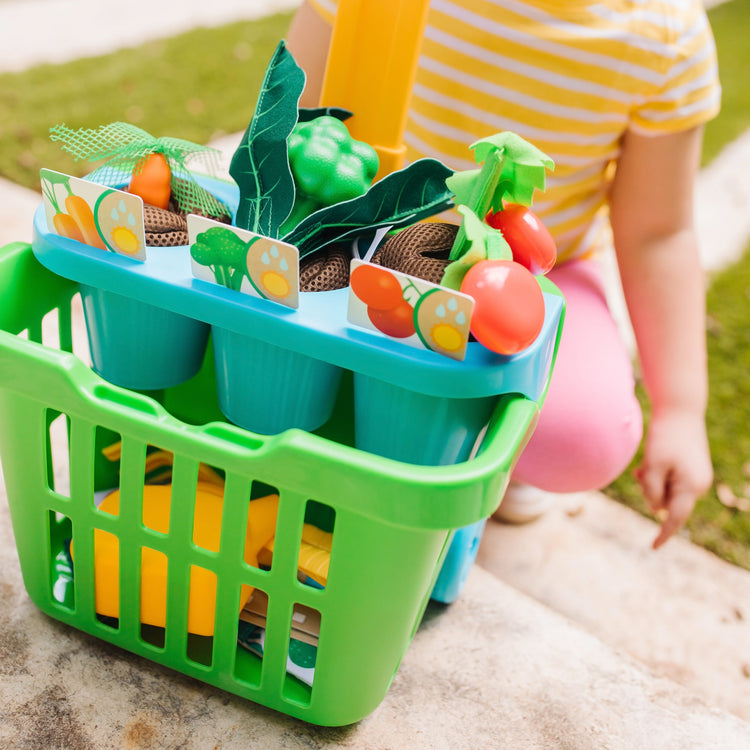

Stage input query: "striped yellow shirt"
[{"left": 308, "top": 0, "right": 721, "bottom": 262}]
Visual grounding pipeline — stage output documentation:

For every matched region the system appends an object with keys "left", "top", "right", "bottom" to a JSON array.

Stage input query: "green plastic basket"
[{"left": 0, "top": 241, "right": 548, "bottom": 726}]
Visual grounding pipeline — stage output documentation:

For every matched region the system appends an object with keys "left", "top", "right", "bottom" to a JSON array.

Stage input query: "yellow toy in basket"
[{"left": 88, "top": 483, "right": 279, "bottom": 636}]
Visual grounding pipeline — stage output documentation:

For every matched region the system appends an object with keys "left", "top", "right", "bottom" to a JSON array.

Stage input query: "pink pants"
[{"left": 512, "top": 259, "right": 643, "bottom": 492}]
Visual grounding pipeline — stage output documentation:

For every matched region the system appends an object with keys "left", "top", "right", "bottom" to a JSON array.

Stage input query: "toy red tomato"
[
  {"left": 460, "top": 259, "right": 545, "bottom": 354},
  {"left": 367, "top": 299, "right": 416, "bottom": 339},
  {"left": 486, "top": 205, "right": 556, "bottom": 275}
]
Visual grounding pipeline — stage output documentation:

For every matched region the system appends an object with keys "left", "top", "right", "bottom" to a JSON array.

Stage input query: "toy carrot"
[
  {"left": 49, "top": 122, "right": 225, "bottom": 217},
  {"left": 64, "top": 194, "right": 106, "bottom": 250},
  {"left": 128, "top": 151, "right": 172, "bottom": 209}
]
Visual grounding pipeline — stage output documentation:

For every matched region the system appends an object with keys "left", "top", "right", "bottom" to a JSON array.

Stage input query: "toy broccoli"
[{"left": 190, "top": 226, "right": 251, "bottom": 291}]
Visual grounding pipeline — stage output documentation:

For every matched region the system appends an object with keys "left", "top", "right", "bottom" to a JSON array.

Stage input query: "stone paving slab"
[
  {"left": 2, "top": 1, "right": 750, "bottom": 745},
  {"left": 477, "top": 492, "right": 750, "bottom": 723},
  {"left": 1, "top": 495, "right": 749, "bottom": 750}
]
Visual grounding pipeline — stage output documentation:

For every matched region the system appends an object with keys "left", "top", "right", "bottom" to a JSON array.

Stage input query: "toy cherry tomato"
[
  {"left": 460, "top": 259, "right": 545, "bottom": 354},
  {"left": 367, "top": 299, "right": 416, "bottom": 338},
  {"left": 350, "top": 263, "right": 403, "bottom": 311},
  {"left": 486, "top": 204, "right": 556, "bottom": 275}
]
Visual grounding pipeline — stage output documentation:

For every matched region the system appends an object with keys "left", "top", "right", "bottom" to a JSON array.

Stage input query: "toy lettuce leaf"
[
  {"left": 447, "top": 132, "right": 554, "bottom": 261},
  {"left": 230, "top": 41, "right": 304, "bottom": 238},
  {"left": 472, "top": 132, "right": 554, "bottom": 207},
  {"left": 282, "top": 158, "right": 454, "bottom": 258},
  {"left": 441, "top": 205, "right": 511, "bottom": 290}
]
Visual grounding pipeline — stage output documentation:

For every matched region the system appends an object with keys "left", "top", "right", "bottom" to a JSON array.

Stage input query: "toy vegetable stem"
[
  {"left": 448, "top": 149, "right": 504, "bottom": 260},
  {"left": 320, "top": 0, "right": 431, "bottom": 180}
]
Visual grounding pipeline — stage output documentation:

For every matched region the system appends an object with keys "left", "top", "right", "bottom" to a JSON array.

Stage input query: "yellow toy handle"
[{"left": 319, "top": 0, "right": 431, "bottom": 180}]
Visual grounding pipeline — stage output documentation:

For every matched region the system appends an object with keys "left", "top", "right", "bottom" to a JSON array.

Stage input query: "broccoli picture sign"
[{"left": 188, "top": 215, "right": 300, "bottom": 309}]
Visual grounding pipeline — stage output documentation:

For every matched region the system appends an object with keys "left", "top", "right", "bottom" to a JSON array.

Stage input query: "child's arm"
[
  {"left": 609, "top": 125, "right": 713, "bottom": 549},
  {"left": 287, "top": 0, "right": 333, "bottom": 107}
]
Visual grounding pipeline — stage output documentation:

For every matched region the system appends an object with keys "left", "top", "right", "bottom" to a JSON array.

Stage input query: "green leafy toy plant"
[
  {"left": 228, "top": 42, "right": 454, "bottom": 260},
  {"left": 439, "top": 133, "right": 557, "bottom": 355},
  {"left": 440, "top": 132, "right": 555, "bottom": 290}
]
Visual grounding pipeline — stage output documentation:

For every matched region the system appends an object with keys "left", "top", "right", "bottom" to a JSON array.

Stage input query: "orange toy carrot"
[
  {"left": 129, "top": 152, "right": 172, "bottom": 209},
  {"left": 52, "top": 212, "right": 85, "bottom": 242},
  {"left": 65, "top": 194, "right": 106, "bottom": 250}
]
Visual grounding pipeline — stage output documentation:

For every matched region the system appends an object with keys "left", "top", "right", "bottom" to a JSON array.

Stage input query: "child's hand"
[{"left": 635, "top": 409, "right": 713, "bottom": 550}]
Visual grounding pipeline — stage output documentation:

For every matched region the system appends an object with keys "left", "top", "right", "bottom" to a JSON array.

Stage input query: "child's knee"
[{"left": 513, "top": 389, "right": 643, "bottom": 493}]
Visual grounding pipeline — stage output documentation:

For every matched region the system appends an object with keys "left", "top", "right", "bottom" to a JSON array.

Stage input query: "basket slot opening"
[
  {"left": 140, "top": 623, "right": 166, "bottom": 650},
  {"left": 140, "top": 546, "right": 168, "bottom": 641},
  {"left": 185, "top": 564, "right": 217, "bottom": 666},
  {"left": 48, "top": 510, "right": 75, "bottom": 611},
  {"left": 95, "top": 429, "right": 125, "bottom": 506},
  {"left": 235, "top": 586, "right": 269, "bottom": 689},
  {"left": 45, "top": 410, "right": 70, "bottom": 498},
  {"left": 41, "top": 307, "right": 62, "bottom": 352},
  {"left": 93, "top": 528, "right": 120, "bottom": 631},
  {"left": 192, "top": 474, "right": 224, "bottom": 554},
  {"left": 298, "top": 500, "right": 334, "bottom": 590},
  {"left": 246, "top": 481, "right": 281, "bottom": 576},
  {"left": 281, "top": 602, "right": 320, "bottom": 706}
]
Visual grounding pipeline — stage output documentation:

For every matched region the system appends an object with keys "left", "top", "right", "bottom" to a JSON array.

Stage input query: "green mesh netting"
[{"left": 49, "top": 122, "right": 227, "bottom": 217}]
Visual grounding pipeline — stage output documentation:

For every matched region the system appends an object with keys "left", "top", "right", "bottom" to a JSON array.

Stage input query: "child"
[{"left": 287, "top": 0, "right": 720, "bottom": 548}]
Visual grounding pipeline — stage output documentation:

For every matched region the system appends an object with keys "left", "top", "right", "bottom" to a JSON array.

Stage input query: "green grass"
[
  {"left": 0, "top": 1, "right": 749, "bottom": 568},
  {"left": 702, "top": 0, "right": 750, "bottom": 164},
  {"left": 0, "top": 12, "right": 294, "bottom": 190}
]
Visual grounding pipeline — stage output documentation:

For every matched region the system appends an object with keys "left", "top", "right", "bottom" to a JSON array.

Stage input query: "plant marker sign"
[
  {"left": 188, "top": 215, "right": 300, "bottom": 309},
  {"left": 40, "top": 169, "right": 147, "bottom": 261},
  {"left": 347, "top": 259, "right": 474, "bottom": 361}
]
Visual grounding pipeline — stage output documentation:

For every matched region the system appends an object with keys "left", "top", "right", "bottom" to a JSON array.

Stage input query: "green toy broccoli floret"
[
  {"left": 279, "top": 115, "right": 379, "bottom": 234},
  {"left": 190, "top": 226, "right": 250, "bottom": 291}
]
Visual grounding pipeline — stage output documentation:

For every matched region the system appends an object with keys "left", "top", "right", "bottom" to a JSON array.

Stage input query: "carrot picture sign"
[{"left": 40, "top": 169, "right": 147, "bottom": 261}]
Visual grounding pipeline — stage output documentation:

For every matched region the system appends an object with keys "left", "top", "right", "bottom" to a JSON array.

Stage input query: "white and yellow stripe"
[{"left": 309, "top": 0, "right": 720, "bottom": 261}]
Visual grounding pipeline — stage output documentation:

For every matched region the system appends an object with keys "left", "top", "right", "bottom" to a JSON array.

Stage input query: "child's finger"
[
  {"left": 635, "top": 462, "right": 669, "bottom": 512},
  {"left": 652, "top": 489, "right": 694, "bottom": 549}
]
